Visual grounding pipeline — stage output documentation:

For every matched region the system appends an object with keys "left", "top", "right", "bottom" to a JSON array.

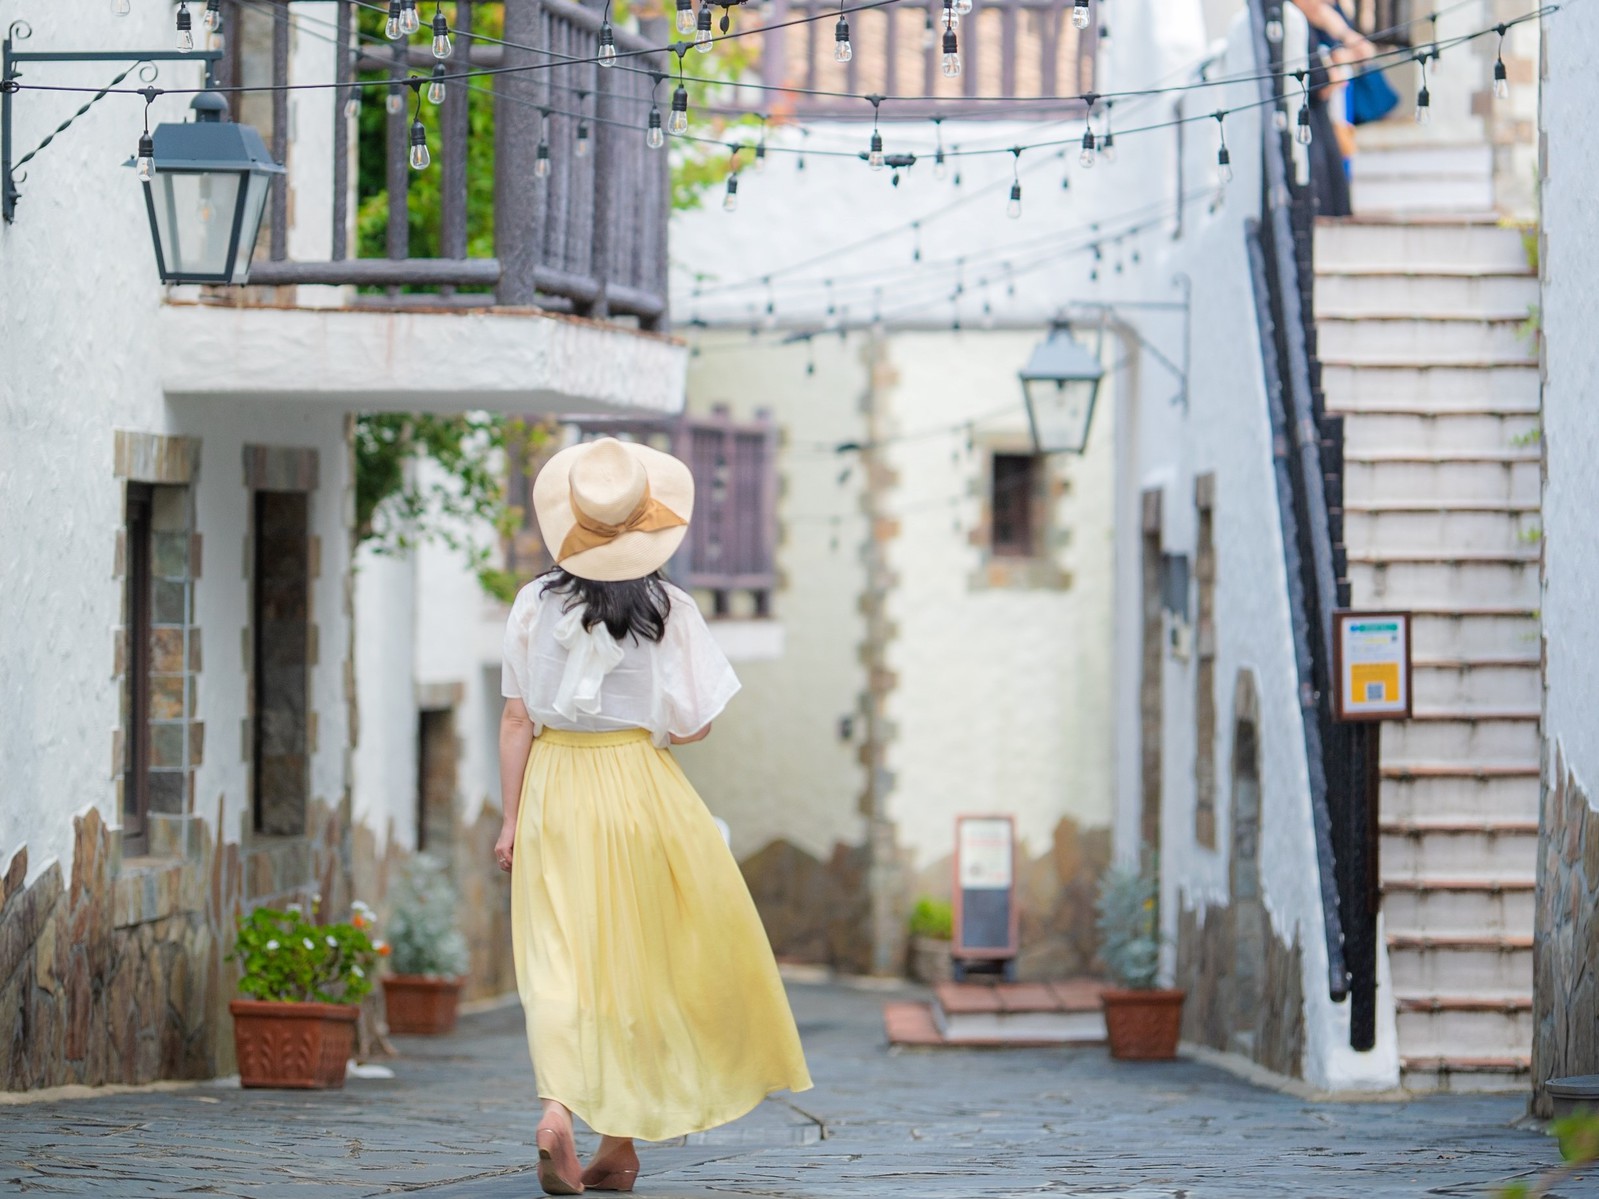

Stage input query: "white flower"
[
  {"left": 351, "top": 965, "right": 364, "bottom": 978},
  {"left": 285, "top": 903, "right": 303, "bottom": 915},
  {"left": 302, "top": 938, "right": 315, "bottom": 951},
  {"left": 265, "top": 940, "right": 280, "bottom": 952},
  {"left": 326, "top": 935, "right": 338, "bottom": 948}
]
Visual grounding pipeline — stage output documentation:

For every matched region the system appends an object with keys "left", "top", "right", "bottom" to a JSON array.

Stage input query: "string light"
[
  {"left": 113, "top": 0, "right": 131, "bottom": 16},
  {"left": 1072, "top": 0, "right": 1091, "bottom": 31},
  {"left": 577, "top": 119, "right": 592, "bottom": 156},
  {"left": 942, "top": 0, "right": 960, "bottom": 31},
  {"left": 599, "top": 19, "right": 618, "bottom": 65},
  {"left": 203, "top": 0, "right": 223, "bottom": 32},
  {"left": 912, "top": 221, "right": 922, "bottom": 262},
  {"left": 135, "top": 93, "right": 154, "bottom": 182},
  {"left": 647, "top": 104, "right": 665, "bottom": 147},
  {"left": 385, "top": 0, "right": 403, "bottom": 40},
  {"left": 1265, "top": 2, "right": 1284, "bottom": 43},
  {"left": 867, "top": 97, "right": 885, "bottom": 170},
  {"left": 345, "top": 87, "right": 363, "bottom": 119},
  {"left": 1295, "top": 72, "right": 1312, "bottom": 144},
  {"left": 408, "top": 84, "right": 430, "bottom": 169},
  {"left": 676, "top": 0, "right": 695, "bottom": 34},
  {"left": 535, "top": 111, "right": 551, "bottom": 177},
  {"left": 696, "top": 3, "right": 715, "bottom": 52},
  {"left": 1007, "top": 149, "right": 1022, "bottom": 219},
  {"left": 400, "top": 0, "right": 422, "bottom": 36},
  {"left": 754, "top": 115, "right": 769, "bottom": 172},
  {"left": 834, "top": 0, "right": 853, "bottom": 63},
  {"left": 1079, "top": 126, "right": 1096, "bottom": 168},
  {"left": 387, "top": 81, "right": 404, "bottom": 116},
  {"left": 724, "top": 149, "right": 741, "bottom": 212},
  {"left": 1101, "top": 100, "right": 1117, "bottom": 163},
  {"left": 1415, "top": 52, "right": 1432, "bottom": 125},
  {"left": 931, "top": 118, "right": 947, "bottom": 179},
  {"left": 941, "top": 26, "right": 961, "bottom": 78},
  {"left": 1493, "top": 24, "right": 1510, "bottom": 99},
  {"left": 1214, "top": 112, "right": 1232, "bottom": 184},
  {"left": 427, "top": 63, "right": 446, "bottom": 105},
  {"left": 955, "top": 0, "right": 974, "bottom": 16},
  {"left": 670, "top": 85, "right": 690, "bottom": 134},
  {"left": 176, "top": 2, "right": 194, "bottom": 52},
  {"left": 431, "top": 5, "right": 452, "bottom": 58}
]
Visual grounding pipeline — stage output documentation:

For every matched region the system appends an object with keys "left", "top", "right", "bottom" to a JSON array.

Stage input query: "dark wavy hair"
[{"left": 539, "top": 567, "right": 672, "bottom": 644}]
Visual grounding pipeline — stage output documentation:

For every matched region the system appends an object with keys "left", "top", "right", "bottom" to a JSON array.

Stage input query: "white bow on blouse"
[{"left": 551, "top": 607, "right": 626, "bottom": 721}]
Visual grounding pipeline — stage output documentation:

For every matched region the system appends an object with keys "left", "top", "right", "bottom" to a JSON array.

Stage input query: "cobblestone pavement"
[{"left": 0, "top": 980, "right": 1586, "bottom": 1198}]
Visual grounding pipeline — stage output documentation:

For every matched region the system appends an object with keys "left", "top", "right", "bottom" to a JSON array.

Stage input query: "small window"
[
  {"left": 253, "top": 490, "right": 310, "bottom": 836},
  {"left": 123, "top": 485, "right": 154, "bottom": 857},
  {"left": 990, "top": 454, "right": 1040, "bottom": 557}
]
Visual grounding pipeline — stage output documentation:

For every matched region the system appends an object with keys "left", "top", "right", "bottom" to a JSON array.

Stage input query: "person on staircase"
[{"left": 1292, "top": 0, "right": 1380, "bottom": 217}]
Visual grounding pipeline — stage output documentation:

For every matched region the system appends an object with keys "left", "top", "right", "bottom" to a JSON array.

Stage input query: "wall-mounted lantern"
[{"left": 1018, "top": 320, "right": 1106, "bottom": 455}]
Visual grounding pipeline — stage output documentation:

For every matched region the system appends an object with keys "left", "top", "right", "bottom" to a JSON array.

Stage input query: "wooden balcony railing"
[{"left": 213, "top": 0, "right": 669, "bottom": 329}]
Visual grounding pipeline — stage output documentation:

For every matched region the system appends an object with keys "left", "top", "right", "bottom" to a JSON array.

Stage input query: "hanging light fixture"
[{"left": 1018, "top": 321, "right": 1106, "bottom": 455}]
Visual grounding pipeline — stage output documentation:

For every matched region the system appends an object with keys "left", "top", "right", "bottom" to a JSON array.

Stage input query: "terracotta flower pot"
[
  {"left": 1101, "top": 987, "right": 1186, "bottom": 1060},
  {"left": 908, "top": 936, "right": 954, "bottom": 985},
  {"left": 229, "top": 999, "right": 358, "bottom": 1089},
  {"left": 383, "top": 974, "right": 464, "bottom": 1035}
]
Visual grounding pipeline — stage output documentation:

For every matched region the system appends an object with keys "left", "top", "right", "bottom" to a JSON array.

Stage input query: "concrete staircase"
[{"left": 1313, "top": 216, "right": 1541, "bottom": 1094}]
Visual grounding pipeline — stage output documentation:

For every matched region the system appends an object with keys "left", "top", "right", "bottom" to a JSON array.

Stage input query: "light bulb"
[
  {"left": 400, "top": 0, "right": 421, "bottom": 35},
  {"left": 669, "top": 85, "right": 689, "bottom": 134},
  {"left": 933, "top": 147, "right": 947, "bottom": 179},
  {"left": 941, "top": 0, "right": 959, "bottom": 29},
  {"left": 1494, "top": 58, "right": 1509, "bottom": 100},
  {"left": 1079, "top": 128, "right": 1096, "bottom": 168},
  {"left": 576, "top": 121, "right": 590, "bottom": 157},
  {"left": 834, "top": 16, "right": 852, "bottom": 62},
  {"left": 647, "top": 108, "right": 665, "bottom": 148},
  {"left": 922, "top": 13, "right": 935, "bottom": 48},
  {"left": 1415, "top": 85, "right": 1431, "bottom": 125},
  {"left": 203, "top": 0, "right": 222, "bottom": 31},
  {"left": 1007, "top": 182, "right": 1022, "bottom": 219},
  {"left": 1273, "top": 106, "right": 1289, "bottom": 132},
  {"left": 1217, "top": 145, "right": 1233, "bottom": 184},
  {"left": 754, "top": 141, "right": 767, "bottom": 172},
  {"left": 1100, "top": 132, "right": 1116, "bottom": 163},
  {"left": 676, "top": 0, "right": 695, "bottom": 34},
  {"left": 955, "top": 0, "right": 973, "bottom": 14},
  {"left": 1266, "top": 16, "right": 1284, "bottom": 42},
  {"left": 1297, "top": 102, "right": 1312, "bottom": 144},
  {"left": 409, "top": 120, "right": 430, "bottom": 169},
  {"left": 723, "top": 174, "right": 739, "bottom": 212},
  {"left": 1071, "top": 0, "right": 1090, "bottom": 30},
  {"left": 535, "top": 140, "right": 551, "bottom": 177},
  {"left": 113, "top": 0, "right": 131, "bottom": 16},
  {"left": 385, "top": 1, "right": 403, "bottom": 39},
  {"left": 868, "top": 131, "right": 884, "bottom": 170},
  {"left": 345, "top": 92, "right": 363, "bottom": 119},
  {"left": 599, "top": 25, "right": 617, "bottom": 66},
  {"left": 197, "top": 177, "right": 214, "bottom": 225},
  {"left": 387, "top": 86, "right": 404, "bottom": 116},
  {"left": 432, "top": 11, "right": 451, "bottom": 58},
  {"left": 941, "top": 29, "right": 960, "bottom": 77},
  {"left": 176, "top": 3, "right": 194, "bottom": 51},
  {"left": 427, "top": 65, "right": 446, "bottom": 105},
  {"left": 135, "top": 133, "right": 154, "bottom": 182},
  {"left": 695, "top": 4, "right": 713, "bottom": 51}
]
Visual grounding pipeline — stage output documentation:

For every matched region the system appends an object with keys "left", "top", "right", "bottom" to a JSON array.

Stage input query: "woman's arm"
[
  {"left": 495, "top": 698, "right": 537, "bottom": 872},
  {"left": 1291, "top": 0, "right": 1376, "bottom": 54},
  {"left": 669, "top": 723, "right": 712, "bottom": 746}
]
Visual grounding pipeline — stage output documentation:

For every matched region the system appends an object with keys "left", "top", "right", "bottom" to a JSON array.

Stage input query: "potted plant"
[
  {"left": 906, "top": 896, "right": 955, "bottom": 984},
  {"left": 228, "top": 901, "right": 379, "bottom": 1089},
  {"left": 1094, "top": 864, "right": 1185, "bottom": 1060},
  {"left": 381, "top": 854, "right": 471, "bottom": 1035}
]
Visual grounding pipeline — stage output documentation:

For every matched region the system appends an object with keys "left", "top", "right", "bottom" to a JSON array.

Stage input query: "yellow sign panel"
[{"left": 1335, "top": 611, "right": 1412, "bottom": 721}]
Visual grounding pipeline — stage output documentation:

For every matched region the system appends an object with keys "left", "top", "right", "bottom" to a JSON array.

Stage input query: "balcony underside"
[{"left": 159, "top": 302, "right": 686, "bottom": 417}]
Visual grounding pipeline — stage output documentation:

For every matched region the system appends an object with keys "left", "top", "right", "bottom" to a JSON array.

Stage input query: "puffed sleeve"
[
  {"left": 501, "top": 583, "right": 539, "bottom": 701},
  {"left": 660, "top": 591, "right": 741, "bottom": 739}
]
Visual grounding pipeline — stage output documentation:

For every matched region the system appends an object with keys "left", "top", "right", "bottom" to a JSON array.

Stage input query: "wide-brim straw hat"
[{"left": 533, "top": 437, "right": 695, "bottom": 582}]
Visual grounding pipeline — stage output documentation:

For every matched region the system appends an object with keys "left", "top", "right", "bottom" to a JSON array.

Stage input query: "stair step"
[
  {"left": 1387, "top": 937, "right": 1533, "bottom": 993},
  {"left": 1348, "top": 557, "right": 1539, "bottom": 608},
  {"left": 1395, "top": 1001, "right": 1533, "bottom": 1062},
  {"left": 1382, "top": 825, "right": 1539, "bottom": 882},
  {"left": 1380, "top": 770, "right": 1540, "bottom": 825},
  {"left": 1343, "top": 458, "right": 1541, "bottom": 506},
  {"left": 1321, "top": 364, "right": 1540, "bottom": 412},
  {"left": 1343, "top": 507, "right": 1541, "bottom": 556},
  {"left": 1399, "top": 1057, "right": 1532, "bottom": 1095},
  {"left": 1315, "top": 269, "right": 1539, "bottom": 320},
  {"left": 1407, "top": 661, "right": 1540, "bottom": 710},
  {"left": 1314, "top": 219, "right": 1532, "bottom": 273},
  {"left": 1383, "top": 882, "right": 1536, "bottom": 938},
  {"left": 1318, "top": 316, "right": 1537, "bottom": 366},
  {"left": 1350, "top": 177, "right": 1498, "bottom": 217},
  {"left": 1350, "top": 144, "right": 1495, "bottom": 179},
  {"left": 1343, "top": 412, "right": 1541, "bottom": 456},
  {"left": 1382, "top": 714, "right": 1540, "bottom": 765},
  {"left": 1408, "top": 611, "right": 1540, "bottom": 660}
]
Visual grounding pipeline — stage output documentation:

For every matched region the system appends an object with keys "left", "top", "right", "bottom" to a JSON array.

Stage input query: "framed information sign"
[
  {"left": 1332, "top": 610, "right": 1413, "bottom": 722},
  {"left": 952, "top": 814, "right": 1018, "bottom": 970}
]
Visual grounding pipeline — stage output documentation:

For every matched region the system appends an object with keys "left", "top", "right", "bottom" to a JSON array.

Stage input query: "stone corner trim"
[
  {"left": 114, "top": 432, "right": 200, "bottom": 484},
  {"left": 243, "top": 445, "right": 319, "bottom": 493}
]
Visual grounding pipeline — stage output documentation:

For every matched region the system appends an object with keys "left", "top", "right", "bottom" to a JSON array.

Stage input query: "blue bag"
[{"left": 1346, "top": 63, "right": 1399, "bottom": 125}]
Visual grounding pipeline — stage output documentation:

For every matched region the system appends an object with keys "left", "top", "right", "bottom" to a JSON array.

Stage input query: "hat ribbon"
[{"left": 557, "top": 479, "right": 688, "bottom": 564}]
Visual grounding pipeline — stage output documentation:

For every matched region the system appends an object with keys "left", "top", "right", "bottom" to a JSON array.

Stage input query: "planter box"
[
  {"left": 383, "top": 974, "right": 464, "bottom": 1035},
  {"left": 908, "top": 937, "right": 954, "bottom": 985},
  {"left": 229, "top": 999, "right": 358, "bottom": 1089},
  {"left": 1101, "top": 988, "right": 1186, "bottom": 1061}
]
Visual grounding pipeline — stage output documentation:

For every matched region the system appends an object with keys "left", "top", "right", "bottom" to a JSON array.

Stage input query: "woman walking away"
[{"left": 495, "top": 437, "right": 812, "bottom": 1196}]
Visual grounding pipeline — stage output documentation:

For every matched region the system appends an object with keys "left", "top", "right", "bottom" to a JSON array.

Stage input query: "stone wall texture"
[
  {"left": 1176, "top": 904, "right": 1306, "bottom": 1080},
  {"left": 1531, "top": 749, "right": 1599, "bottom": 1117}
]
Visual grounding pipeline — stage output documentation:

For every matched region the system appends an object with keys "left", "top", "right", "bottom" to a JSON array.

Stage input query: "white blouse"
[{"left": 500, "top": 579, "right": 740, "bottom": 748}]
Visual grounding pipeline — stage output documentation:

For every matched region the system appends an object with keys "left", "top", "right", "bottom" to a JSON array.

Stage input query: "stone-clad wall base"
[
  {"left": 1176, "top": 904, "right": 1306, "bottom": 1080},
  {"left": 1531, "top": 746, "right": 1599, "bottom": 1117}
]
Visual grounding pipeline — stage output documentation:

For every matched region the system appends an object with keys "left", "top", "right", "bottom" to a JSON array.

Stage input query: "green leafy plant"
[
  {"left": 386, "top": 855, "right": 471, "bottom": 978},
  {"left": 230, "top": 902, "right": 381, "bottom": 1005},
  {"left": 1494, "top": 1109, "right": 1599, "bottom": 1198},
  {"left": 907, "top": 896, "right": 954, "bottom": 941},
  {"left": 1095, "top": 864, "right": 1161, "bottom": 990}
]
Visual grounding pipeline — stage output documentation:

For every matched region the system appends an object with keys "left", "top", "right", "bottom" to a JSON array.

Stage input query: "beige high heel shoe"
[
  {"left": 535, "top": 1121, "right": 585, "bottom": 1195},
  {"left": 581, "top": 1141, "right": 639, "bottom": 1193}
]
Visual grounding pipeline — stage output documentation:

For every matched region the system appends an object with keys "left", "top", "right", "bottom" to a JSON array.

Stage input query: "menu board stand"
[{"left": 951, "top": 815, "right": 1018, "bottom": 982}]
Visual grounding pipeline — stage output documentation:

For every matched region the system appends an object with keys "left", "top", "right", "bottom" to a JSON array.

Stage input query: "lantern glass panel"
[
  {"left": 150, "top": 169, "right": 243, "bottom": 280},
  {"left": 231, "top": 170, "right": 273, "bottom": 281},
  {"left": 1024, "top": 377, "right": 1096, "bottom": 455}
]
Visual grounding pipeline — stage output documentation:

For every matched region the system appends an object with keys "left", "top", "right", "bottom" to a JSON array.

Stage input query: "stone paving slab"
[{"left": 0, "top": 980, "right": 1586, "bottom": 1198}]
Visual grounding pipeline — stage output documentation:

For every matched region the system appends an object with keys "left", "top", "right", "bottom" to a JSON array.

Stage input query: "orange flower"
[
  {"left": 377, "top": 941, "right": 392, "bottom": 956},
  {"left": 352, "top": 914, "right": 366, "bottom": 929}
]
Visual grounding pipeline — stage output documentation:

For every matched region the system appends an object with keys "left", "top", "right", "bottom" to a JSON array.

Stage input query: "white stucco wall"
[
  {"left": 1540, "top": 0, "right": 1599, "bottom": 800},
  {"left": 352, "top": 546, "right": 419, "bottom": 851}
]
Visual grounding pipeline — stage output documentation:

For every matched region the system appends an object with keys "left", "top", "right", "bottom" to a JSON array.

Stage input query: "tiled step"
[
  {"left": 1387, "top": 934, "right": 1534, "bottom": 994},
  {"left": 1342, "top": 505, "right": 1541, "bottom": 556},
  {"left": 1321, "top": 364, "right": 1540, "bottom": 412},
  {"left": 1342, "top": 411, "right": 1541, "bottom": 457},
  {"left": 1380, "top": 766, "right": 1540, "bottom": 824},
  {"left": 1400, "top": 1056, "right": 1532, "bottom": 1094},
  {"left": 1349, "top": 555, "right": 1539, "bottom": 608},
  {"left": 1318, "top": 317, "right": 1537, "bottom": 367},
  {"left": 1380, "top": 821, "right": 1540, "bottom": 882},
  {"left": 1342, "top": 458, "right": 1541, "bottom": 506},
  {"left": 1409, "top": 660, "right": 1540, "bottom": 710},
  {"left": 1408, "top": 610, "right": 1540, "bottom": 660},
  {"left": 1394, "top": 995, "right": 1533, "bottom": 1059},
  {"left": 1315, "top": 270, "right": 1538, "bottom": 321},
  {"left": 1315, "top": 219, "right": 1532, "bottom": 274},
  {"left": 1383, "top": 878, "right": 1537, "bottom": 938},
  {"left": 1351, "top": 176, "right": 1497, "bottom": 217},
  {"left": 1381, "top": 713, "right": 1539, "bottom": 765}
]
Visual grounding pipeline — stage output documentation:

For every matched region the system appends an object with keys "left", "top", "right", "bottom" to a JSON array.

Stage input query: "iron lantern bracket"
[
  {"left": 1061, "top": 272, "right": 1194, "bottom": 410},
  {"left": 2, "top": 20, "right": 223, "bottom": 223}
]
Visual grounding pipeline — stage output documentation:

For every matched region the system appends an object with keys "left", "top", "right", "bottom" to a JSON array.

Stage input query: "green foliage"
[
  {"left": 1491, "top": 1108, "right": 1599, "bottom": 1198},
  {"left": 229, "top": 902, "right": 379, "bottom": 1005},
  {"left": 1519, "top": 303, "right": 1542, "bottom": 351},
  {"left": 907, "top": 896, "right": 954, "bottom": 941},
  {"left": 1095, "top": 863, "right": 1161, "bottom": 990},
  {"left": 386, "top": 855, "right": 471, "bottom": 978},
  {"left": 1511, "top": 424, "right": 1543, "bottom": 449}
]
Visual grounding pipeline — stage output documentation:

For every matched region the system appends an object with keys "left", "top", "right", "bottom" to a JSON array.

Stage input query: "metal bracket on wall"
[
  {"left": 1, "top": 20, "right": 222, "bottom": 223},
  {"left": 1060, "top": 272, "right": 1194, "bottom": 410}
]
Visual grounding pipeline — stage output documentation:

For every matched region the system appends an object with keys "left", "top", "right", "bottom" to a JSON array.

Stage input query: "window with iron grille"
[{"left": 990, "top": 453, "right": 1040, "bottom": 557}]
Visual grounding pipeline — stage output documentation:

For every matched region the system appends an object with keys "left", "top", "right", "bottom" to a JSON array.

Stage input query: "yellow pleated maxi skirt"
[{"left": 510, "top": 727, "right": 813, "bottom": 1142}]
